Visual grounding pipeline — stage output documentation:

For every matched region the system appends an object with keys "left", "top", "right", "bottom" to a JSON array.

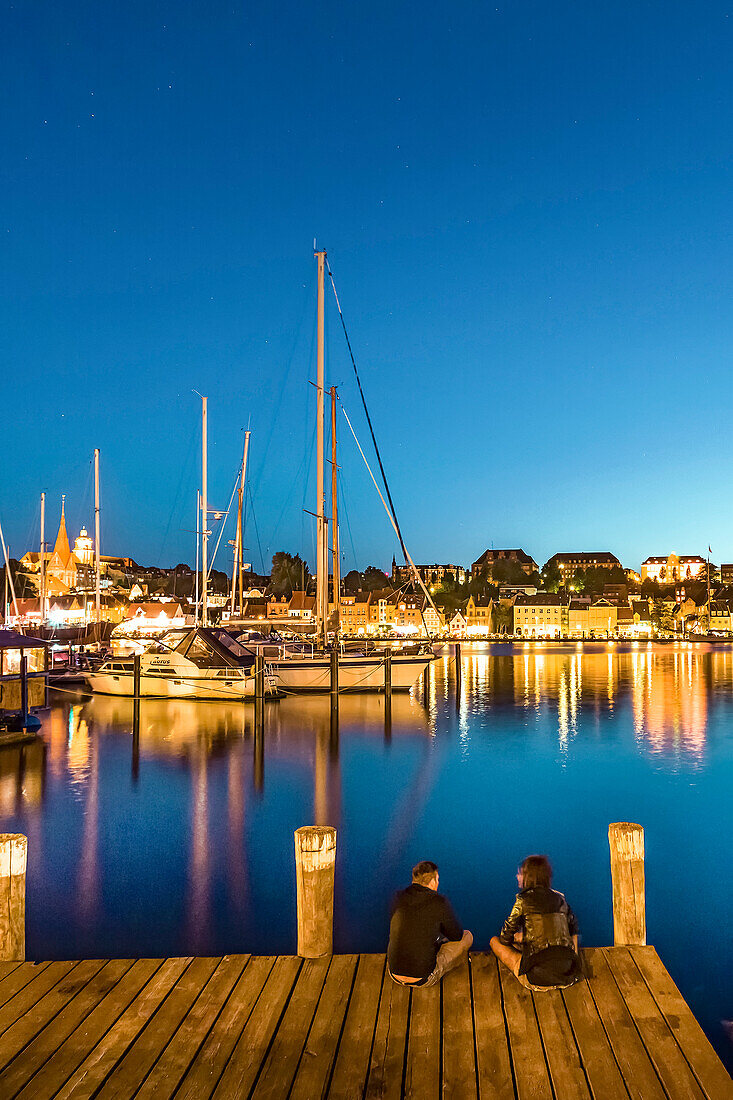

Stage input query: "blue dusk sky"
[{"left": 3, "top": 1, "right": 733, "bottom": 575}]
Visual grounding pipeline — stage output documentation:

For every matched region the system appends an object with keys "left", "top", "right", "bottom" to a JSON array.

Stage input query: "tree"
[
  {"left": 542, "top": 562, "right": 562, "bottom": 592},
  {"left": 343, "top": 569, "right": 363, "bottom": 595},
  {"left": 362, "top": 566, "right": 390, "bottom": 591},
  {"left": 270, "top": 551, "right": 310, "bottom": 597}
]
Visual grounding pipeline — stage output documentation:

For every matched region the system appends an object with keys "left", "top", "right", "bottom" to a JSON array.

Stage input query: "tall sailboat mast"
[
  {"left": 315, "top": 250, "right": 327, "bottom": 647},
  {"left": 201, "top": 395, "right": 208, "bottom": 627},
  {"left": 238, "top": 431, "right": 250, "bottom": 615},
  {"left": 40, "top": 492, "right": 46, "bottom": 623},
  {"left": 330, "top": 386, "right": 339, "bottom": 638},
  {"left": 94, "top": 448, "right": 101, "bottom": 626},
  {"left": 195, "top": 490, "right": 200, "bottom": 625}
]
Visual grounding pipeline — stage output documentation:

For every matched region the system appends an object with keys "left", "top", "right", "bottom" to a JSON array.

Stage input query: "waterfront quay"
[{"left": 0, "top": 947, "right": 729, "bottom": 1098}]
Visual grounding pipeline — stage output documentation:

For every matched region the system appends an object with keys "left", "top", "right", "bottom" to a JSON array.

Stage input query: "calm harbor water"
[{"left": 1, "top": 641, "right": 732, "bottom": 1068}]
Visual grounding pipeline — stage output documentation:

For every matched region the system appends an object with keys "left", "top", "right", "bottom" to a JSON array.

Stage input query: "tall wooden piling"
[
  {"left": 19, "top": 655, "right": 28, "bottom": 729},
  {"left": 608, "top": 821, "right": 646, "bottom": 945},
  {"left": 0, "top": 834, "right": 27, "bottom": 961},
  {"left": 294, "top": 825, "right": 336, "bottom": 957},
  {"left": 330, "top": 645, "right": 339, "bottom": 708},
  {"left": 254, "top": 654, "right": 265, "bottom": 734},
  {"left": 384, "top": 650, "right": 392, "bottom": 699}
]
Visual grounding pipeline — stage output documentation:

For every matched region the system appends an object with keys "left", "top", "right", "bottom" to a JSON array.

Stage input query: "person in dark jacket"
[
  {"left": 387, "top": 860, "right": 473, "bottom": 987},
  {"left": 490, "top": 854, "right": 582, "bottom": 990}
]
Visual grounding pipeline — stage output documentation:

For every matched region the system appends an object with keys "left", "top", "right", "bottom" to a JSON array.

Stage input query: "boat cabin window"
[{"left": 183, "top": 635, "right": 225, "bottom": 668}]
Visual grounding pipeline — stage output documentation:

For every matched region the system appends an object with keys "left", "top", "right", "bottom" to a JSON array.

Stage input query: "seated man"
[
  {"left": 387, "top": 860, "right": 473, "bottom": 987},
  {"left": 490, "top": 854, "right": 582, "bottom": 990}
]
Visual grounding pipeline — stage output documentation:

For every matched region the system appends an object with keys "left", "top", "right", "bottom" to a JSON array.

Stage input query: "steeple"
[{"left": 52, "top": 495, "right": 72, "bottom": 568}]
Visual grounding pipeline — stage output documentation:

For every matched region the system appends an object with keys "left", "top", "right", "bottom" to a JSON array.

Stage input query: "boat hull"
[
  {"left": 84, "top": 668, "right": 270, "bottom": 700},
  {"left": 270, "top": 654, "right": 433, "bottom": 692}
]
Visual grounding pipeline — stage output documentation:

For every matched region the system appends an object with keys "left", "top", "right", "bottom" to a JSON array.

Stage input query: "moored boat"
[{"left": 84, "top": 627, "right": 278, "bottom": 700}]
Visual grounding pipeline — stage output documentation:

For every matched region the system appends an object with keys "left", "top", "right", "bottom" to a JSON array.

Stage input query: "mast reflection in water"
[{"left": 1, "top": 641, "right": 732, "bottom": 1067}]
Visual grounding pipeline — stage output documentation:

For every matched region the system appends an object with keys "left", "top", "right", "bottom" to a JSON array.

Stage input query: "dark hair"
[
  {"left": 519, "top": 855, "right": 552, "bottom": 888},
  {"left": 412, "top": 860, "right": 439, "bottom": 885}
]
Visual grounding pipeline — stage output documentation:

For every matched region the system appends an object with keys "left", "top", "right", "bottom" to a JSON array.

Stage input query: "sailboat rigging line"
[
  {"left": 246, "top": 481, "right": 265, "bottom": 574},
  {"left": 338, "top": 401, "right": 438, "bottom": 631},
  {"left": 325, "top": 260, "right": 410, "bottom": 564},
  {"left": 206, "top": 472, "right": 240, "bottom": 581}
]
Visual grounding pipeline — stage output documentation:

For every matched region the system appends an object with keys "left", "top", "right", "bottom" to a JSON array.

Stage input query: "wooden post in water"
[
  {"left": 19, "top": 655, "right": 28, "bottom": 729},
  {"left": 254, "top": 654, "right": 265, "bottom": 734},
  {"left": 384, "top": 650, "right": 392, "bottom": 736},
  {"left": 330, "top": 645, "right": 339, "bottom": 708},
  {"left": 132, "top": 653, "right": 141, "bottom": 741},
  {"left": 294, "top": 825, "right": 336, "bottom": 957},
  {"left": 608, "top": 822, "right": 646, "bottom": 945},
  {"left": 0, "top": 834, "right": 27, "bottom": 961}
]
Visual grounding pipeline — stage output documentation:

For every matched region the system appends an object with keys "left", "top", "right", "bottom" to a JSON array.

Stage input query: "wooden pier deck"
[{"left": 0, "top": 948, "right": 728, "bottom": 1099}]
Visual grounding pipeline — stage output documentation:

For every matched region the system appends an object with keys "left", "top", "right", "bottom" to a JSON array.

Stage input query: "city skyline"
[{"left": 4, "top": 4, "right": 733, "bottom": 570}]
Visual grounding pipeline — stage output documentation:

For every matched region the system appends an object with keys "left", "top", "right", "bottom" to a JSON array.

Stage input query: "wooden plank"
[
  {"left": 365, "top": 967, "right": 411, "bottom": 1100},
  {"left": 250, "top": 955, "right": 331, "bottom": 1098},
  {"left": 404, "top": 979, "right": 441, "bottom": 1099},
  {"left": 53, "top": 956, "right": 192, "bottom": 1100},
  {"left": 175, "top": 955, "right": 275, "bottom": 1100},
  {"left": 562, "top": 971, "right": 629, "bottom": 1100},
  {"left": 470, "top": 954, "right": 514, "bottom": 1100},
  {"left": 288, "top": 954, "right": 358, "bottom": 1100},
  {"left": 532, "top": 988, "right": 591, "bottom": 1099},
  {"left": 499, "top": 964, "right": 553, "bottom": 1100},
  {"left": 0, "top": 960, "right": 79, "bottom": 1038},
  {"left": 211, "top": 955, "right": 302, "bottom": 1098},
  {"left": 0, "top": 959, "right": 107, "bottom": 1073},
  {"left": 604, "top": 948, "right": 706, "bottom": 1100},
  {"left": 442, "top": 959, "right": 477, "bottom": 1100},
  {"left": 94, "top": 956, "right": 221, "bottom": 1099},
  {"left": 15, "top": 959, "right": 164, "bottom": 1100},
  {"left": 0, "top": 962, "right": 51, "bottom": 1012},
  {"left": 629, "top": 946, "right": 733, "bottom": 1100},
  {"left": 328, "top": 954, "right": 385, "bottom": 1098},
  {"left": 582, "top": 947, "right": 666, "bottom": 1100},
  {"left": 134, "top": 955, "right": 249, "bottom": 1100},
  {"left": 0, "top": 959, "right": 133, "bottom": 1098}
]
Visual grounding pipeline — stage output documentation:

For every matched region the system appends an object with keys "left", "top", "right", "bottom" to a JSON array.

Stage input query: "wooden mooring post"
[
  {"left": 19, "top": 655, "right": 28, "bottom": 729},
  {"left": 294, "top": 825, "right": 336, "bottom": 957},
  {"left": 254, "top": 654, "right": 265, "bottom": 733},
  {"left": 609, "top": 821, "right": 646, "bottom": 945},
  {"left": 0, "top": 834, "right": 27, "bottom": 961}
]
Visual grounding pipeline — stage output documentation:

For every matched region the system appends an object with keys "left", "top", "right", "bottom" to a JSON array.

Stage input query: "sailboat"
[{"left": 235, "top": 249, "right": 435, "bottom": 692}]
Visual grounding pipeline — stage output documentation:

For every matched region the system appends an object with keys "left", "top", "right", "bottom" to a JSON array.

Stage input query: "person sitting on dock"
[
  {"left": 490, "top": 854, "right": 582, "bottom": 990},
  {"left": 387, "top": 860, "right": 473, "bottom": 987}
]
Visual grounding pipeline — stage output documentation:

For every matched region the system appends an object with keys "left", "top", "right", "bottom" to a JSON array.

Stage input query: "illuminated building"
[
  {"left": 74, "top": 527, "right": 94, "bottom": 566},
  {"left": 391, "top": 559, "right": 466, "bottom": 586},
  {"left": 470, "top": 548, "right": 537, "bottom": 581},
  {"left": 568, "top": 598, "right": 617, "bottom": 637},
  {"left": 641, "top": 554, "right": 707, "bottom": 584},
  {"left": 513, "top": 593, "right": 565, "bottom": 638},
  {"left": 543, "top": 551, "right": 622, "bottom": 580},
  {"left": 465, "top": 594, "right": 494, "bottom": 635}
]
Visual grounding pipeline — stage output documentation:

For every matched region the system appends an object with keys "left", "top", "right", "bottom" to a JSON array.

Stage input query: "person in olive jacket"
[
  {"left": 490, "top": 854, "right": 582, "bottom": 990},
  {"left": 387, "top": 860, "right": 473, "bottom": 987}
]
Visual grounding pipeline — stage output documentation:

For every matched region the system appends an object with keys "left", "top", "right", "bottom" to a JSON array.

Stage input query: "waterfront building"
[
  {"left": 616, "top": 604, "right": 652, "bottom": 638},
  {"left": 513, "top": 593, "right": 565, "bottom": 638},
  {"left": 641, "top": 554, "right": 708, "bottom": 583},
  {"left": 465, "top": 594, "right": 494, "bottom": 635},
  {"left": 117, "top": 601, "right": 189, "bottom": 636},
  {"left": 543, "top": 551, "right": 622, "bottom": 581},
  {"left": 470, "top": 548, "right": 537, "bottom": 580},
  {"left": 287, "top": 591, "right": 315, "bottom": 621},
  {"left": 709, "top": 601, "right": 733, "bottom": 633},
  {"left": 720, "top": 563, "right": 733, "bottom": 585},
  {"left": 568, "top": 598, "right": 617, "bottom": 637},
  {"left": 448, "top": 609, "right": 467, "bottom": 637}
]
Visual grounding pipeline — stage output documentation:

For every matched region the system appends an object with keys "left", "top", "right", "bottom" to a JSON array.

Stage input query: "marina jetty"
[{"left": 0, "top": 827, "right": 729, "bottom": 1099}]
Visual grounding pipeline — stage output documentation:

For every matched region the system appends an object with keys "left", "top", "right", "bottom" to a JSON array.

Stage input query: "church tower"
[{"left": 46, "top": 497, "right": 77, "bottom": 592}]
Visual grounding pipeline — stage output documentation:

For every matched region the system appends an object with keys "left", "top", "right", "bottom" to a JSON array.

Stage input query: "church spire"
[{"left": 52, "top": 496, "right": 72, "bottom": 568}]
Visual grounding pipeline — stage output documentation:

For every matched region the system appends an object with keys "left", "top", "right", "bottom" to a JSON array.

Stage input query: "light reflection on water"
[{"left": 0, "top": 641, "right": 731, "bottom": 1066}]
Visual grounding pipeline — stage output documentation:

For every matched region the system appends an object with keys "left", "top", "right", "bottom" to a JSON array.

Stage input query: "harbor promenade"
[{"left": 0, "top": 947, "right": 729, "bottom": 1098}]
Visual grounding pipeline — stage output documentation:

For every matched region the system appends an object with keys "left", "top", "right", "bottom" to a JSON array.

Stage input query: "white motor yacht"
[{"left": 84, "top": 627, "right": 278, "bottom": 700}]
